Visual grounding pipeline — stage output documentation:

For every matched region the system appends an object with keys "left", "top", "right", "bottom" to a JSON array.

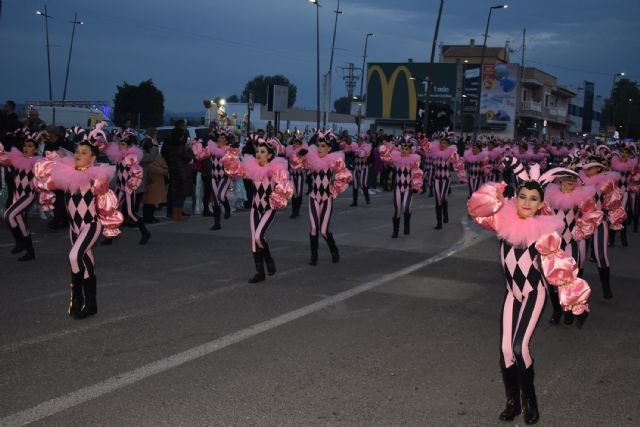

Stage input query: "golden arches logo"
[{"left": 368, "top": 65, "right": 417, "bottom": 119}]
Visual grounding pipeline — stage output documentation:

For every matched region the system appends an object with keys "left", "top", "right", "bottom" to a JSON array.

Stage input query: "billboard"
[
  {"left": 366, "top": 63, "right": 457, "bottom": 120},
  {"left": 479, "top": 63, "right": 518, "bottom": 137}
]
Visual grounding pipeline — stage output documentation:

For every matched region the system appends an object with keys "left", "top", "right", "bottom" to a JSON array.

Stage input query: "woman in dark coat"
[{"left": 162, "top": 126, "right": 193, "bottom": 220}]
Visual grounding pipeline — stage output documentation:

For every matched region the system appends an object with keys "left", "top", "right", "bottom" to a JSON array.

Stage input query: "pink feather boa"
[
  {"left": 242, "top": 156, "right": 288, "bottom": 182},
  {"left": 495, "top": 199, "right": 563, "bottom": 248},
  {"left": 389, "top": 151, "right": 421, "bottom": 169},
  {"left": 7, "top": 147, "right": 41, "bottom": 171},
  {"left": 610, "top": 156, "right": 638, "bottom": 173},
  {"left": 545, "top": 183, "right": 597, "bottom": 211},
  {"left": 207, "top": 141, "right": 227, "bottom": 158},
  {"left": 41, "top": 155, "right": 116, "bottom": 194},
  {"left": 430, "top": 145, "right": 457, "bottom": 160},
  {"left": 304, "top": 145, "right": 345, "bottom": 172},
  {"left": 579, "top": 171, "right": 621, "bottom": 189},
  {"left": 106, "top": 143, "right": 143, "bottom": 164},
  {"left": 463, "top": 150, "right": 487, "bottom": 162},
  {"left": 485, "top": 147, "right": 504, "bottom": 160}
]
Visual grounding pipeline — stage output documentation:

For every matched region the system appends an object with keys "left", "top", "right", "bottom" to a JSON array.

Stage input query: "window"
[{"left": 545, "top": 93, "right": 550, "bottom": 107}]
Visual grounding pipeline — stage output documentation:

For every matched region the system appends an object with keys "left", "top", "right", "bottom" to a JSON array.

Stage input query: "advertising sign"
[{"left": 479, "top": 64, "right": 519, "bottom": 137}]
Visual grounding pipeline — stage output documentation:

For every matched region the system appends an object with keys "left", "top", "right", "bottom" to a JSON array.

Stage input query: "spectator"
[
  {"left": 27, "top": 109, "right": 46, "bottom": 132},
  {"left": 0, "top": 100, "right": 20, "bottom": 140},
  {"left": 141, "top": 127, "right": 167, "bottom": 223},
  {"left": 162, "top": 122, "right": 193, "bottom": 220}
]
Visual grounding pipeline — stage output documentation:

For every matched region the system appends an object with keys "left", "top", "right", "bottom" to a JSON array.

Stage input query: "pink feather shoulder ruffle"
[
  {"left": 6, "top": 147, "right": 41, "bottom": 171},
  {"left": 544, "top": 183, "right": 597, "bottom": 211}
]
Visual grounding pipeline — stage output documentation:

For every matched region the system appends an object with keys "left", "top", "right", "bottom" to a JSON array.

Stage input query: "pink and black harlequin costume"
[
  {"left": 609, "top": 150, "right": 640, "bottom": 246},
  {"left": 347, "top": 138, "right": 372, "bottom": 206},
  {"left": 468, "top": 175, "right": 591, "bottom": 425},
  {"left": 103, "top": 132, "right": 150, "bottom": 245},
  {"left": 579, "top": 158, "right": 626, "bottom": 299},
  {"left": 286, "top": 137, "right": 308, "bottom": 219},
  {"left": 485, "top": 144, "right": 504, "bottom": 183},
  {"left": 421, "top": 135, "right": 466, "bottom": 229},
  {"left": 290, "top": 138, "right": 352, "bottom": 265},
  {"left": 34, "top": 150, "right": 123, "bottom": 319},
  {"left": 192, "top": 134, "right": 236, "bottom": 230},
  {"left": 463, "top": 146, "right": 491, "bottom": 197},
  {"left": 544, "top": 179, "right": 601, "bottom": 325},
  {"left": 0, "top": 144, "right": 42, "bottom": 261},
  {"left": 222, "top": 138, "right": 293, "bottom": 283},
  {"left": 379, "top": 138, "right": 423, "bottom": 238}
]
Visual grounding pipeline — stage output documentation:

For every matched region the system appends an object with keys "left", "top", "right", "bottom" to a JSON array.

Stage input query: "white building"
[{"left": 566, "top": 81, "right": 603, "bottom": 136}]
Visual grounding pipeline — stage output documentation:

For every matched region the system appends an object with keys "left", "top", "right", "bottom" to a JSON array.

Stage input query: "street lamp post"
[
  {"left": 625, "top": 98, "right": 633, "bottom": 138},
  {"left": 356, "top": 32, "right": 374, "bottom": 136},
  {"left": 309, "top": 0, "right": 321, "bottom": 129},
  {"left": 324, "top": 0, "right": 342, "bottom": 129},
  {"left": 609, "top": 72, "right": 625, "bottom": 133},
  {"left": 63, "top": 12, "right": 83, "bottom": 101},
  {"left": 473, "top": 4, "right": 508, "bottom": 140},
  {"left": 36, "top": 6, "right": 54, "bottom": 101},
  {"left": 422, "top": 0, "right": 444, "bottom": 136}
]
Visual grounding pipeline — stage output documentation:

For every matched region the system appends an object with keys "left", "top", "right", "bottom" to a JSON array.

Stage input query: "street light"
[
  {"left": 474, "top": 4, "right": 508, "bottom": 139},
  {"left": 63, "top": 13, "right": 83, "bottom": 101},
  {"left": 356, "top": 32, "right": 374, "bottom": 135},
  {"left": 36, "top": 7, "right": 54, "bottom": 101},
  {"left": 309, "top": 0, "right": 321, "bottom": 129},
  {"left": 625, "top": 97, "right": 633, "bottom": 137},
  {"left": 324, "top": 0, "right": 342, "bottom": 129},
  {"left": 609, "top": 71, "right": 625, "bottom": 132}
]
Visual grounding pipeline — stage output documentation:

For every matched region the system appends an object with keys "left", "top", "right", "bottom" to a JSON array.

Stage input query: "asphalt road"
[{"left": 1, "top": 185, "right": 639, "bottom": 426}]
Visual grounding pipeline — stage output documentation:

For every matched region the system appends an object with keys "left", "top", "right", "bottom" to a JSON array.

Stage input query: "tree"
[
  {"left": 241, "top": 75, "right": 297, "bottom": 107},
  {"left": 333, "top": 96, "right": 352, "bottom": 114},
  {"left": 227, "top": 95, "right": 240, "bottom": 103},
  {"left": 601, "top": 78, "right": 640, "bottom": 139},
  {"left": 113, "top": 79, "right": 164, "bottom": 128}
]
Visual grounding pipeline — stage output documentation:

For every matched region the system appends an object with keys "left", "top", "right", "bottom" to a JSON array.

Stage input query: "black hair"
[
  {"left": 79, "top": 140, "right": 100, "bottom": 157},
  {"left": 24, "top": 138, "right": 40, "bottom": 148},
  {"left": 517, "top": 181, "right": 544, "bottom": 201},
  {"left": 6, "top": 100, "right": 16, "bottom": 110},
  {"left": 258, "top": 142, "right": 275, "bottom": 160}
]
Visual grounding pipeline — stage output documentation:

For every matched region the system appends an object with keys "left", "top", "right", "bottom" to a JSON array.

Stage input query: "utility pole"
[
  {"left": 423, "top": 0, "right": 444, "bottom": 136},
  {"left": 339, "top": 63, "right": 358, "bottom": 99},
  {"left": 36, "top": 6, "right": 54, "bottom": 101},
  {"left": 63, "top": 12, "right": 83, "bottom": 101},
  {"left": 324, "top": 0, "right": 342, "bottom": 129}
]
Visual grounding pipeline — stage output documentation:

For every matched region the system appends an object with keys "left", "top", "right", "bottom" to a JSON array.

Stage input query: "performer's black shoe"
[
  {"left": 222, "top": 200, "right": 231, "bottom": 219},
  {"left": 75, "top": 275, "right": 97, "bottom": 319},
  {"left": 434, "top": 204, "right": 443, "bottom": 230},
  {"left": 68, "top": 272, "right": 85, "bottom": 317},
  {"left": 621, "top": 228, "right": 628, "bottom": 247},
  {"left": 392, "top": 218, "right": 400, "bottom": 238},
  {"left": 263, "top": 244, "right": 276, "bottom": 276},
  {"left": 519, "top": 365, "right": 539, "bottom": 425},
  {"left": 248, "top": 251, "right": 266, "bottom": 283},
  {"left": 364, "top": 189, "right": 370, "bottom": 205},
  {"left": 499, "top": 364, "right": 521, "bottom": 422},
  {"left": 309, "top": 234, "right": 319, "bottom": 265},
  {"left": 599, "top": 267, "right": 613, "bottom": 299},
  {"left": 549, "top": 288, "right": 562, "bottom": 325},
  {"left": 138, "top": 222, "right": 151, "bottom": 245},
  {"left": 403, "top": 213, "right": 411, "bottom": 235},
  {"left": 325, "top": 233, "right": 340, "bottom": 263},
  {"left": 211, "top": 206, "right": 222, "bottom": 230},
  {"left": 18, "top": 236, "right": 35, "bottom": 262},
  {"left": 9, "top": 228, "right": 26, "bottom": 254},
  {"left": 442, "top": 202, "right": 449, "bottom": 224},
  {"left": 563, "top": 311, "right": 575, "bottom": 325}
]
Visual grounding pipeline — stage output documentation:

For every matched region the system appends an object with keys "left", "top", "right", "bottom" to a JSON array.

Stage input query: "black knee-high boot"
[
  {"left": 295, "top": 196, "right": 302, "bottom": 217},
  {"left": 18, "top": 235, "right": 35, "bottom": 261},
  {"left": 68, "top": 271, "right": 85, "bottom": 317},
  {"left": 392, "top": 217, "right": 400, "bottom": 238},
  {"left": 75, "top": 275, "right": 97, "bottom": 319},
  {"left": 309, "top": 234, "right": 319, "bottom": 265},
  {"left": 248, "top": 250, "right": 266, "bottom": 283},
  {"left": 142, "top": 204, "right": 156, "bottom": 223},
  {"left": 519, "top": 365, "right": 539, "bottom": 425},
  {"left": 363, "top": 188, "right": 370, "bottom": 204},
  {"left": 350, "top": 188, "right": 358, "bottom": 206},
  {"left": 442, "top": 201, "right": 449, "bottom": 224},
  {"left": 262, "top": 243, "right": 276, "bottom": 276},
  {"left": 325, "top": 233, "right": 340, "bottom": 263},
  {"left": 499, "top": 361, "right": 521, "bottom": 422},
  {"left": 403, "top": 213, "right": 411, "bottom": 235},
  {"left": 599, "top": 266, "right": 612, "bottom": 299},
  {"left": 211, "top": 206, "right": 221, "bottom": 230},
  {"left": 9, "top": 227, "right": 26, "bottom": 254},
  {"left": 608, "top": 230, "right": 616, "bottom": 247},
  {"left": 633, "top": 215, "right": 639, "bottom": 232},
  {"left": 428, "top": 183, "right": 434, "bottom": 197},
  {"left": 137, "top": 221, "right": 151, "bottom": 245},
  {"left": 548, "top": 287, "right": 562, "bottom": 324},
  {"left": 222, "top": 199, "right": 231, "bottom": 219},
  {"left": 434, "top": 204, "right": 443, "bottom": 230},
  {"left": 621, "top": 227, "right": 628, "bottom": 247}
]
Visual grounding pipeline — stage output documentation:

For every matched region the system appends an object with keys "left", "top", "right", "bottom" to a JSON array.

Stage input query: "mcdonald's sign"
[{"left": 366, "top": 63, "right": 457, "bottom": 120}]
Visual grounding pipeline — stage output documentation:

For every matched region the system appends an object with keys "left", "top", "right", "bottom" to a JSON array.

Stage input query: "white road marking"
[{"left": 0, "top": 219, "right": 485, "bottom": 426}]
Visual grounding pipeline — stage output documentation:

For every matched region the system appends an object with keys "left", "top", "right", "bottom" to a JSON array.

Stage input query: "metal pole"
[
  {"left": 315, "top": 2, "right": 321, "bottom": 129},
  {"left": 42, "top": 5, "right": 53, "bottom": 101},
  {"left": 63, "top": 13, "right": 82, "bottom": 101},
  {"left": 474, "top": 8, "right": 494, "bottom": 140},
  {"left": 357, "top": 33, "right": 373, "bottom": 135},
  {"left": 625, "top": 98, "right": 632, "bottom": 137},
  {"left": 423, "top": 0, "right": 444, "bottom": 136},
  {"left": 610, "top": 73, "right": 623, "bottom": 131},
  {"left": 324, "top": 0, "right": 341, "bottom": 129}
]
